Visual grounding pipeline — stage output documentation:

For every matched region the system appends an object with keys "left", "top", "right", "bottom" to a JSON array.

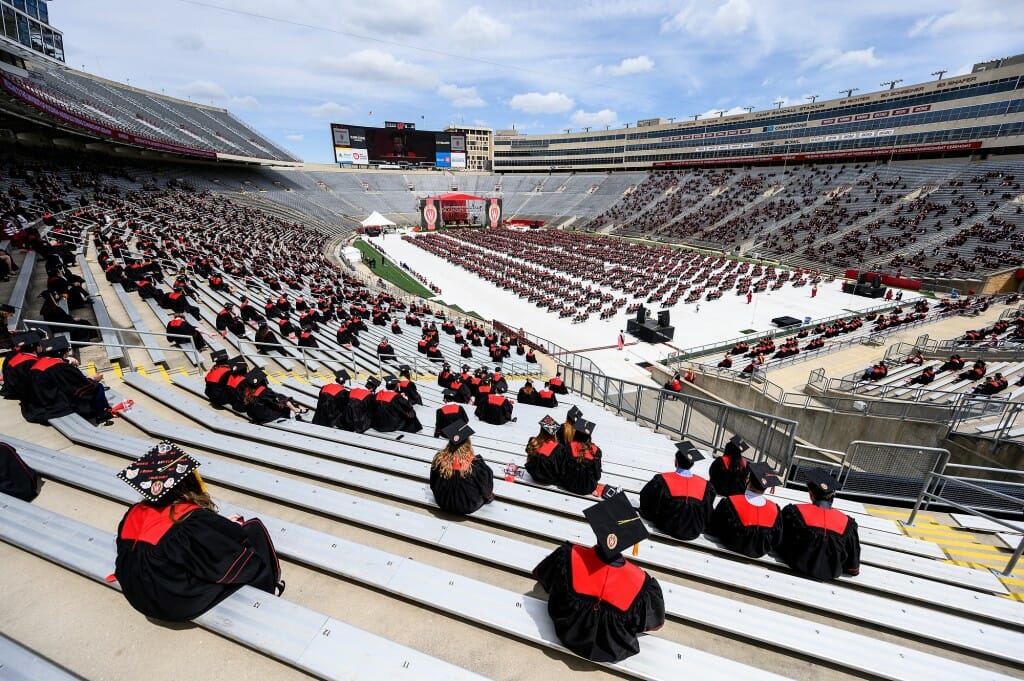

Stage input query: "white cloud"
[
  {"left": 304, "top": 102, "right": 351, "bottom": 119},
  {"left": 510, "top": 91, "right": 574, "bottom": 114},
  {"left": 662, "top": 0, "right": 754, "bottom": 36},
  {"left": 229, "top": 95, "right": 259, "bottom": 109},
  {"left": 908, "top": 3, "right": 1024, "bottom": 37},
  {"left": 801, "top": 46, "right": 881, "bottom": 71},
  {"left": 172, "top": 34, "right": 204, "bottom": 51},
  {"left": 452, "top": 6, "right": 511, "bottom": 43},
  {"left": 437, "top": 83, "right": 486, "bottom": 108},
  {"left": 698, "top": 105, "right": 750, "bottom": 119},
  {"left": 472, "top": 119, "right": 488, "bottom": 128},
  {"left": 571, "top": 109, "right": 618, "bottom": 128},
  {"left": 596, "top": 56, "right": 654, "bottom": 76},
  {"left": 285, "top": 134, "right": 304, "bottom": 142},
  {"left": 317, "top": 50, "right": 435, "bottom": 88},
  {"left": 177, "top": 80, "right": 228, "bottom": 100}
]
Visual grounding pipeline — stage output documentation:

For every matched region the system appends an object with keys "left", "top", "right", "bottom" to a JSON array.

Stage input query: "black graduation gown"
[
  {"left": 429, "top": 454, "right": 495, "bottom": 515},
  {"left": 398, "top": 380, "right": 423, "bottom": 406},
  {"left": 313, "top": 383, "right": 349, "bottom": 427},
  {"left": 524, "top": 438, "right": 563, "bottom": 486},
  {"left": 244, "top": 386, "right": 289, "bottom": 424},
  {"left": 203, "top": 366, "right": 233, "bottom": 406},
  {"left": 115, "top": 504, "right": 280, "bottom": 622},
  {"left": 491, "top": 374, "right": 509, "bottom": 394},
  {"left": 533, "top": 542, "right": 665, "bottom": 663},
  {"left": 372, "top": 391, "right": 423, "bottom": 433},
  {"left": 0, "top": 441, "right": 40, "bottom": 501},
  {"left": 434, "top": 403, "right": 468, "bottom": 438},
  {"left": 475, "top": 394, "right": 514, "bottom": 425},
  {"left": 780, "top": 503, "right": 861, "bottom": 580},
  {"left": 516, "top": 387, "right": 539, "bottom": 405},
  {"left": 558, "top": 443, "right": 602, "bottom": 495},
  {"left": 447, "top": 380, "right": 472, "bottom": 404},
  {"left": 535, "top": 390, "right": 558, "bottom": 408},
  {"left": 708, "top": 455, "right": 749, "bottom": 497},
  {"left": 22, "top": 357, "right": 105, "bottom": 423},
  {"left": 708, "top": 494, "right": 784, "bottom": 558},
  {"left": 341, "top": 387, "right": 375, "bottom": 433},
  {"left": 638, "top": 472, "right": 716, "bottom": 541},
  {"left": 1, "top": 351, "right": 38, "bottom": 400},
  {"left": 437, "top": 370, "right": 453, "bottom": 388}
]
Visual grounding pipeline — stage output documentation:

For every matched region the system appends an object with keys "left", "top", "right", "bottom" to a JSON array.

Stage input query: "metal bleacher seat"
[
  {"left": 109, "top": 284, "right": 167, "bottom": 367},
  {"left": 0, "top": 492, "right": 486, "bottom": 681},
  {"left": 41, "top": 411, "right": 1023, "bottom": 678},
  {"left": 75, "top": 254, "right": 124, "bottom": 363},
  {"left": 0, "top": 633, "right": 82, "bottom": 681},
  {"left": 6, "top": 250, "right": 36, "bottom": 330}
]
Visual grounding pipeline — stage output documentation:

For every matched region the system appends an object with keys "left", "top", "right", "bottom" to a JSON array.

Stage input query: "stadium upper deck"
[{"left": 494, "top": 55, "right": 1024, "bottom": 173}]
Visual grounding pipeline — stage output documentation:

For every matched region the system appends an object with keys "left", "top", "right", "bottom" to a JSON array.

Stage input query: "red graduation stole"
[
  {"left": 729, "top": 495, "right": 779, "bottom": 528},
  {"left": 795, "top": 504, "right": 849, "bottom": 534},
  {"left": 660, "top": 473, "right": 707, "bottom": 500},
  {"left": 570, "top": 545, "right": 645, "bottom": 611}
]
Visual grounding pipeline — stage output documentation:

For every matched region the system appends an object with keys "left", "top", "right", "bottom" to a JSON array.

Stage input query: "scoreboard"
[{"left": 331, "top": 123, "right": 465, "bottom": 168}]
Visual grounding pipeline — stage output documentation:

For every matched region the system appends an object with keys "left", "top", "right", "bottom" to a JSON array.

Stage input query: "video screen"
[
  {"left": 331, "top": 123, "right": 467, "bottom": 168},
  {"left": 367, "top": 127, "right": 436, "bottom": 163}
]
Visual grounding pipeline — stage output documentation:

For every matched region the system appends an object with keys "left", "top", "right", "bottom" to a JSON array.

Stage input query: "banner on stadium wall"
[
  {"left": 0, "top": 75, "right": 217, "bottom": 159},
  {"left": 335, "top": 147, "right": 369, "bottom": 165},
  {"left": 844, "top": 268, "right": 922, "bottom": 291},
  {"left": 451, "top": 152, "right": 467, "bottom": 168},
  {"left": 651, "top": 141, "right": 983, "bottom": 169},
  {"left": 487, "top": 198, "right": 502, "bottom": 228}
]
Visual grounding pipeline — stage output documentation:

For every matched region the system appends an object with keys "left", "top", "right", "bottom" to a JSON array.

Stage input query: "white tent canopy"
[{"left": 360, "top": 211, "right": 395, "bottom": 227}]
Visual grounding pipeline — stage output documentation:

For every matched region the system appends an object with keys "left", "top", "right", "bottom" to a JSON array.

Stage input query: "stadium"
[{"left": 0, "top": 2, "right": 1023, "bottom": 680}]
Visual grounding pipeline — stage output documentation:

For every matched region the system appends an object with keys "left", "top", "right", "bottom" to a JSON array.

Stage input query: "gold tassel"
[
  {"left": 193, "top": 470, "right": 209, "bottom": 495},
  {"left": 632, "top": 543, "right": 639, "bottom": 557}
]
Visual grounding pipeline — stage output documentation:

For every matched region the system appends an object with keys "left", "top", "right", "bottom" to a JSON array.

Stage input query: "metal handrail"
[
  {"left": 907, "top": 471, "right": 1024, "bottom": 576},
  {"left": 23, "top": 318, "right": 199, "bottom": 370}
]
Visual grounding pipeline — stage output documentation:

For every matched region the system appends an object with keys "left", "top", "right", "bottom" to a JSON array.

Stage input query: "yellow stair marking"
[
  {"left": 998, "top": 576, "right": 1024, "bottom": 587},
  {"left": 86, "top": 362, "right": 96, "bottom": 377},
  {"left": 159, "top": 366, "right": 171, "bottom": 382},
  {"left": 914, "top": 537, "right": 1004, "bottom": 550},
  {"left": 868, "top": 508, "right": 934, "bottom": 520},
  {"left": 944, "top": 547, "right": 1017, "bottom": 560},
  {"left": 1006, "top": 592, "right": 1024, "bottom": 602},
  {"left": 113, "top": 363, "right": 123, "bottom": 380},
  {"left": 138, "top": 367, "right": 148, "bottom": 377}
]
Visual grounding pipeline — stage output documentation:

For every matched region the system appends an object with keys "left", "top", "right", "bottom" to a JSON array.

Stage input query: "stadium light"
[
  {"left": 839, "top": 88, "right": 859, "bottom": 98},
  {"left": 715, "top": 110, "right": 725, "bottom": 118},
  {"left": 742, "top": 106, "right": 754, "bottom": 114},
  {"left": 881, "top": 79, "right": 902, "bottom": 90},
  {"left": 563, "top": 128, "right": 570, "bottom": 134},
  {"left": 932, "top": 70, "right": 947, "bottom": 81},
  {"left": 583, "top": 127, "right": 591, "bottom": 132},
  {"left": 773, "top": 100, "right": 785, "bottom": 109},
  {"left": 667, "top": 117, "right": 676, "bottom": 123},
  {"left": 806, "top": 94, "right": 819, "bottom": 103},
  {"left": 691, "top": 114, "right": 701, "bottom": 120}
]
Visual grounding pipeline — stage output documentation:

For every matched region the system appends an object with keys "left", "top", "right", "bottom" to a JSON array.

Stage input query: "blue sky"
[{"left": 54, "top": 0, "right": 1024, "bottom": 163}]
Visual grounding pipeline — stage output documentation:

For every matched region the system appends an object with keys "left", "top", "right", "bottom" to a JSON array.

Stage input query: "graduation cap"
[
  {"left": 117, "top": 441, "right": 201, "bottom": 503},
  {"left": 442, "top": 388, "right": 457, "bottom": 401},
  {"left": 724, "top": 435, "right": 749, "bottom": 458},
  {"left": 383, "top": 374, "right": 399, "bottom": 389},
  {"left": 539, "top": 415, "right": 559, "bottom": 435},
  {"left": 0, "top": 303, "right": 14, "bottom": 313},
  {"left": 245, "top": 368, "right": 267, "bottom": 386},
  {"left": 461, "top": 364, "right": 470, "bottom": 372},
  {"left": 583, "top": 492, "right": 649, "bottom": 559},
  {"left": 398, "top": 364, "right": 411, "bottom": 375},
  {"left": 747, "top": 461, "right": 782, "bottom": 492},
  {"left": 674, "top": 441, "right": 705, "bottom": 468},
  {"left": 229, "top": 355, "right": 247, "bottom": 369},
  {"left": 441, "top": 420, "right": 474, "bottom": 446},
  {"left": 365, "top": 376, "right": 381, "bottom": 390},
  {"left": 210, "top": 349, "right": 229, "bottom": 364},
  {"left": 803, "top": 468, "right": 839, "bottom": 496},
  {"left": 40, "top": 335, "right": 70, "bottom": 355},
  {"left": 334, "top": 369, "right": 351, "bottom": 383},
  {"left": 11, "top": 330, "right": 42, "bottom": 349},
  {"left": 573, "top": 418, "right": 595, "bottom": 437},
  {"left": 566, "top": 405, "right": 582, "bottom": 423}
]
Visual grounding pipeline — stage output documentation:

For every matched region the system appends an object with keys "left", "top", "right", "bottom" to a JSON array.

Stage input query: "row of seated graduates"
[
  {"left": 959, "top": 315, "right": 1024, "bottom": 345},
  {"left": 434, "top": 364, "right": 516, "bottom": 425},
  {"left": 403, "top": 227, "right": 809, "bottom": 322}
]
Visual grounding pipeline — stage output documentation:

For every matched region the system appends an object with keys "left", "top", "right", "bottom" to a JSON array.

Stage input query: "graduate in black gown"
[
  {"left": 1, "top": 331, "right": 42, "bottom": 401},
  {"left": 372, "top": 375, "right": 423, "bottom": 433},
  {"left": 239, "top": 369, "right": 307, "bottom": 424},
  {"left": 490, "top": 366, "right": 508, "bottom": 394},
  {"left": 708, "top": 435, "right": 750, "bottom": 497},
  {"left": 22, "top": 336, "right": 113, "bottom": 425},
  {"left": 474, "top": 390, "right": 515, "bottom": 425},
  {"left": 429, "top": 421, "right": 495, "bottom": 515},
  {"left": 396, "top": 365, "right": 423, "bottom": 406},
  {"left": 533, "top": 492, "right": 665, "bottom": 663},
  {"left": 516, "top": 379, "right": 539, "bottom": 405},
  {"left": 341, "top": 376, "right": 378, "bottom": 433},
  {"left": 114, "top": 442, "right": 283, "bottom": 622},
  {"left": 202, "top": 350, "right": 233, "bottom": 407},
  {"left": 524, "top": 415, "right": 563, "bottom": 485},
  {"left": 556, "top": 418, "right": 604, "bottom": 496},
  {"left": 708, "top": 461, "right": 784, "bottom": 558},
  {"left": 780, "top": 469, "right": 861, "bottom": 580},
  {"left": 639, "top": 441, "right": 716, "bottom": 541},
  {"left": 166, "top": 312, "right": 208, "bottom": 352},
  {"left": 434, "top": 389, "right": 468, "bottom": 438},
  {"left": 0, "top": 441, "right": 40, "bottom": 501},
  {"left": 313, "top": 369, "right": 350, "bottom": 428}
]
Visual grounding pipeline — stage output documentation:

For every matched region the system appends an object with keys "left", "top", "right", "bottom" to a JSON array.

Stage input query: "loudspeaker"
[
  {"left": 872, "top": 275, "right": 882, "bottom": 288},
  {"left": 657, "top": 310, "right": 670, "bottom": 327},
  {"left": 857, "top": 273, "right": 868, "bottom": 286},
  {"left": 636, "top": 306, "right": 646, "bottom": 324}
]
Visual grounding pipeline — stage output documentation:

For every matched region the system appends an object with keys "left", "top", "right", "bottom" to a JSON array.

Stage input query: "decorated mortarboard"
[
  {"left": 441, "top": 420, "right": 474, "bottom": 446},
  {"left": 803, "top": 468, "right": 839, "bottom": 495},
  {"left": 675, "top": 441, "right": 705, "bottom": 466},
  {"left": 0, "top": 303, "right": 14, "bottom": 313},
  {"left": 365, "top": 376, "right": 381, "bottom": 390},
  {"left": 725, "top": 435, "right": 749, "bottom": 457},
  {"left": 539, "top": 415, "right": 559, "bottom": 435},
  {"left": 11, "top": 331, "right": 42, "bottom": 348},
  {"left": 566, "top": 405, "right": 583, "bottom": 423},
  {"left": 210, "top": 349, "right": 229, "bottom": 363},
  {"left": 40, "top": 335, "right": 70, "bottom": 355},
  {"left": 573, "top": 418, "right": 595, "bottom": 436},
  {"left": 117, "top": 441, "right": 200, "bottom": 503},
  {"left": 747, "top": 461, "right": 782, "bottom": 492},
  {"left": 583, "top": 492, "right": 649, "bottom": 558},
  {"left": 334, "top": 369, "right": 351, "bottom": 383}
]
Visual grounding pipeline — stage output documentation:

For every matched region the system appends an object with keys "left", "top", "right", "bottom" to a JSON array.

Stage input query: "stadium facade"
[{"left": 494, "top": 56, "right": 1024, "bottom": 173}]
